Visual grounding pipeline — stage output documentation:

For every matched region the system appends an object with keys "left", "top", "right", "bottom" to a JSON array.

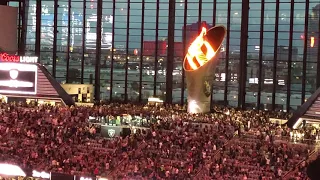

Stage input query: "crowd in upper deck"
[{"left": 0, "top": 102, "right": 317, "bottom": 179}]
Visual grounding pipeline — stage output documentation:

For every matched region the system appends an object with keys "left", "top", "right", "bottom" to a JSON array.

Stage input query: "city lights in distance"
[
  {"left": 310, "top": 36, "right": 315, "bottom": 48},
  {"left": 300, "top": 34, "right": 304, "bottom": 39}
]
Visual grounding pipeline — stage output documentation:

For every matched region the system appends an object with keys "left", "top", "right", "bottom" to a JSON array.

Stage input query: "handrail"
[
  {"left": 281, "top": 150, "right": 315, "bottom": 179},
  {"left": 106, "top": 141, "right": 147, "bottom": 179},
  {"left": 193, "top": 131, "right": 238, "bottom": 178},
  {"left": 281, "top": 144, "right": 320, "bottom": 179},
  {"left": 106, "top": 158, "right": 126, "bottom": 178}
]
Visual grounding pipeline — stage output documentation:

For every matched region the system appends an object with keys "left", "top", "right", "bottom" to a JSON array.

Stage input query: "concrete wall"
[{"left": 0, "top": 5, "right": 18, "bottom": 53}]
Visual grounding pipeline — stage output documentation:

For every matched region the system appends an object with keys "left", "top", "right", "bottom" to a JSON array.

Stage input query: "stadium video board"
[{"left": 0, "top": 63, "right": 37, "bottom": 95}]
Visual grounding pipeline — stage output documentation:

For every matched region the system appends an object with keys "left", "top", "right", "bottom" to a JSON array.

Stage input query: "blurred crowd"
[{"left": 0, "top": 102, "right": 317, "bottom": 180}]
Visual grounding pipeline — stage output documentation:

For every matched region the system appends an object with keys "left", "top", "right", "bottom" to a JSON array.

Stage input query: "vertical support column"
[
  {"left": 109, "top": 0, "right": 116, "bottom": 101},
  {"left": 139, "top": 0, "right": 145, "bottom": 102},
  {"left": 18, "top": 0, "right": 29, "bottom": 56},
  {"left": 66, "top": 0, "right": 71, "bottom": 83},
  {"left": 317, "top": 6, "right": 320, "bottom": 89},
  {"left": 19, "top": 0, "right": 28, "bottom": 55},
  {"left": 212, "top": 0, "right": 216, "bottom": 26},
  {"left": 301, "top": 0, "right": 309, "bottom": 105},
  {"left": 52, "top": 0, "right": 58, "bottom": 78},
  {"left": 153, "top": 0, "right": 159, "bottom": 97},
  {"left": 95, "top": 0, "right": 103, "bottom": 102},
  {"left": 35, "top": 0, "right": 41, "bottom": 59},
  {"left": 124, "top": 0, "right": 130, "bottom": 103},
  {"left": 224, "top": 0, "right": 231, "bottom": 106},
  {"left": 17, "top": 1, "right": 22, "bottom": 53},
  {"left": 257, "top": 0, "right": 265, "bottom": 110},
  {"left": 210, "top": 0, "right": 217, "bottom": 110},
  {"left": 287, "top": 0, "right": 294, "bottom": 112},
  {"left": 198, "top": 0, "right": 202, "bottom": 32},
  {"left": 272, "top": 0, "right": 280, "bottom": 110},
  {"left": 238, "top": 0, "right": 249, "bottom": 109},
  {"left": 181, "top": 0, "right": 188, "bottom": 105},
  {"left": 81, "top": 0, "right": 86, "bottom": 84},
  {"left": 166, "top": 0, "right": 175, "bottom": 104}
]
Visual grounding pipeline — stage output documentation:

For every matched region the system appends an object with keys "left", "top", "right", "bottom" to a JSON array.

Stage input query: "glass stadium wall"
[{"left": 8, "top": 0, "right": 320, "bottom": 112}]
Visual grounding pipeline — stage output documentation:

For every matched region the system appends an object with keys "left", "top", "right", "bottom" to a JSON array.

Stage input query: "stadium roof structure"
[{"left": 287, "top": 87, "right": 320, "bottom": 128}]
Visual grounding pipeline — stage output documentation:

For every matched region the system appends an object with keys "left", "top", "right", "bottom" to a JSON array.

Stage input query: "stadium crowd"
[{"left": 0, "top": 102, "right": 317, "bottom": 179}]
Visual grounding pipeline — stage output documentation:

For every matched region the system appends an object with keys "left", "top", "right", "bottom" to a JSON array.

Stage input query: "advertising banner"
[
  {"left": 101, "top": 125, "right": 122, "bottom": 138},
  {"left": 0, "top": 63, "right": 37, "bottom": 95},
  {"left": 0, "top": 5, "right": 18, "bottom": 53},
  {"left": 74, "top": 176, "right": 95, "bottom": 180}
]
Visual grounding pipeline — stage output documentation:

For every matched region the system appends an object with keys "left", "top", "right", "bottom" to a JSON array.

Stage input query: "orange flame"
[
  {"left": 310, "top": 36, "right": 315, "bottom": 48},
  {"left": 186, "top": 27, "right": 216, "bottom": 70}
]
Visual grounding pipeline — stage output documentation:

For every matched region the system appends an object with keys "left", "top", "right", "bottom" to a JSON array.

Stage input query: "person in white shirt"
[
  {"left": 265, "top": 134, "right": 270, "bottom": 142},
  {"left": 277, "top": 168, "right": 282, "bottom": 177},
  {"left": 266, "top": 157, "right": 270, "bottom": 165}
]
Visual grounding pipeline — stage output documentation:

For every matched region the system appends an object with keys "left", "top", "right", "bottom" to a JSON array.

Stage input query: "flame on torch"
[{"left": 185, "top": 27, "right": 216, "bottom": 70}]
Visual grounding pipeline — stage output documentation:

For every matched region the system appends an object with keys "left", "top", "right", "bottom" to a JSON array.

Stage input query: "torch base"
[{"left": 187, "top": 99, "right": 211, "bottom": 114}]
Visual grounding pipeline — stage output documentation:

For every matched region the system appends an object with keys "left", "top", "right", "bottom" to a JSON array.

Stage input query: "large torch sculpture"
[{"left": 183, "top": 25, "right": 226, "bottom": 114}]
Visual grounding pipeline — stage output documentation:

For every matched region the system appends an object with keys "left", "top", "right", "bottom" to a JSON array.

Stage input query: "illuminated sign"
[
  {"left": 80, "top": 177, "right": 93, "bottom": 180},
  {"left": 0, "top": 163, "right": 26, "bottom": 177},
  {"left": 32, "top": 170, "right": 50, "bottom": 179},
  {"left": 0, "top": 63, "right": 37, "bottom": 95},
  {"left": 148, "top": 97, "right": 163, "bottom": 103},
  {"left": 0, "top": 53, "right": 38, "bottom": 63},
  {"left": 185, "top": 27, "right": 216, "bottom": 70},
  {"left": 97, "top": 177, "right": 108, "bottom": 180},
  {"left": 108, "top": 129, "right": 115, "bottom": 138}
]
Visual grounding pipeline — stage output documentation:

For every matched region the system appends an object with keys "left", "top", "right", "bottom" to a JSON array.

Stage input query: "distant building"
[
  {"left": 142, "top": 41, "right": 184, "bottom": 57},
  {"left": 277, "top": 46, "right": 298, "bottom": 61},
  {"left": 142, "top": 40, "right": 167, "bottom": 56},
  {"left": 174, "top": 42, "right": 183, "bottom": 57}
]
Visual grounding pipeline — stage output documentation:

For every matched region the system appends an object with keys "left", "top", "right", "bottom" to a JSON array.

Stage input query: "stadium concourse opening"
[{"left": 0, "top": 53, "right": 74, "bottom": 106}]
